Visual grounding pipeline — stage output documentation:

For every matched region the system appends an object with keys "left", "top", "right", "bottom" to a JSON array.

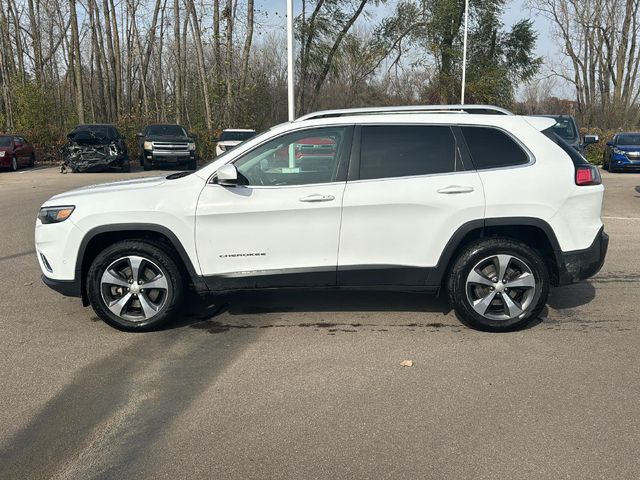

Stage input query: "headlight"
[
  {"left": 613, "top": 148, "right": 626, "bottom": 155},
  {"left": 188, "top": 142, "right": 196, "bottom": 151},
  {"left": 0, "top": 151, "right": 5, "bottom": 157},
  {"left": 38, "top": 206, "right": 75, "bottom": 224},
  {"left": 143, "top": 141, "right": 153, "bottom": 150}
]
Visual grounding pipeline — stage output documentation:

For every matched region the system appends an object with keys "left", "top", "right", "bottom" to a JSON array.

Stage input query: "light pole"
[
  {"left": 287, "top": 0, "right": 295, "bottom": 121},
  {"left": 460, "top": 0, "right": 469, "bottom": 105}
]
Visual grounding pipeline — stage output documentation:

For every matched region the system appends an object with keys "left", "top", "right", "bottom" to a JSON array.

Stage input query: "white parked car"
[
  {"left": 215, "top": 129, "right": 256, "bottom": 155},
  {"left": 36, "top": 105, "right": 608, "bottom": 332}
]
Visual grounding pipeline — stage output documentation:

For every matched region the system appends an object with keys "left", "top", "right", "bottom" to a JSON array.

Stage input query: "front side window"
[
  {"left": 359, "top": 125, "right": 457, "bottom": 180},
  {"left": 0, "top": 137, "right": 11, "bottom": 147},
  {"left": 461, "top": 127, "right": 529, "bottom": 170},
  {"left": 233, "top": 127, "right": 349, "bottom": 186}
]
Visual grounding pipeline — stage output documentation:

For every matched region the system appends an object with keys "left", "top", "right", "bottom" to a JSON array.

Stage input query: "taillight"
[{"left": 575, "top": 165, "right": 601, "bottom": 186}]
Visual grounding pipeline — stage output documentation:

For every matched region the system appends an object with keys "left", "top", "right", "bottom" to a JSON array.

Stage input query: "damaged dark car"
[{"left": 62, "top": 124, "right": 130, "bottom": 172}]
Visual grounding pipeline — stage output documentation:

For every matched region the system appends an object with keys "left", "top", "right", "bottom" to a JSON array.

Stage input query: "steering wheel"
[{"left": 251, "top": 165, "right": 271, "bottom": 186}]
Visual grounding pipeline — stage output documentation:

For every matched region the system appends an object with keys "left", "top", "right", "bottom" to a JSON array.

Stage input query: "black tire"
[
  {"left": 447, "top": 237, "right": 550, "bottom": 332},
  {"left": 143, "top": 157, "right": 153, "bottom": 171},
  {"left": 607, "top": 161, "right": 617, "bottom": 173},
  {"left": 86, "top": 240, "right": 184, "bottom": 331},
  {"left": 187, "top": 158, "right": 197, "bottom": 170},
  {"left": 121, "top": 159, "right": 131, "bottom": 172},
  {"left": 10, "top": 156, "right": 18, "bottom": 171}
]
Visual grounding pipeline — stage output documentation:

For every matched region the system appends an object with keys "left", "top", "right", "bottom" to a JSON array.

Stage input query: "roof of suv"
[{"left": 296, "top": 104, "right": 513, "bottom": 121}]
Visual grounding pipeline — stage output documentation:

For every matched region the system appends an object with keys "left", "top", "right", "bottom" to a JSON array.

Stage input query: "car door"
[
  {"left": 18, "top": 137, "right": 32, "bottom": 165},
  {"left": 12, "top": 137, "right": 24, "bottom": 165},
  {"left": 195, "top": 126, "right": 353, "bottom": 290},
  {"left": 337, "top": 124, "right": 485, "bottom": 286}
]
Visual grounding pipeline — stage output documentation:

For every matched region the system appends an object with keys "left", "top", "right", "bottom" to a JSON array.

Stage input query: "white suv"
[{"left": 35, "top": 105, "right": 608, "bottom": 332}]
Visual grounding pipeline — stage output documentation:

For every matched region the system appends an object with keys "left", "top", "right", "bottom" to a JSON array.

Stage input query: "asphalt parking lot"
[{"left": 1, "top": 166, "right": 639, "bottom": 479}]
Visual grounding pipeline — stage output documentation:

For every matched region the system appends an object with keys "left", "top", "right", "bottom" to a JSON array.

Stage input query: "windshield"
[
  {"left": 70, "top": 126, "right": 117, "bottom": 141},
  {"left": 0, "top": 137, "right": 11, "bottom": 147},
  {"left": 220, "top": 130, "right": 256, "bottom": 142},
  {"left": 551, "top": 118, "right": 578, "bottom": 142},
  {"left": 617, "top": 134, "right": 640, "bottom": 146},
  {"left": 147, "top": 125, "right": 187, "bottom": 137}
]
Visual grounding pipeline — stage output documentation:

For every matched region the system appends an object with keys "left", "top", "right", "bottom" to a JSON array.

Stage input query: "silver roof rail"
[{"left": 295, "top": 104, "right": 514, "bottom": 122}]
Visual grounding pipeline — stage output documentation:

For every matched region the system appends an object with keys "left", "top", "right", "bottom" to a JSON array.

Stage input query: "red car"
[{"left": 0, "top": 135, "right": 36, "bottom": 171}]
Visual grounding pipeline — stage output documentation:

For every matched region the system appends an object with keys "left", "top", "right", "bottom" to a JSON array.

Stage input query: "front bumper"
[
  {"left": 557, "top": 227, "right": 609, "bottom": 285},
  {"left": 611, "top": 154, "right": 640, "bottom": 170},
  {"left": 144, "top": 149, "right": 194, "bottom": 163},
  {"left": 42, "top": 275, "right": 81, "bottom": 297}
]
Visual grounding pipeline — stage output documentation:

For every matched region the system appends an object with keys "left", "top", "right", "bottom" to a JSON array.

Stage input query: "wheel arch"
[
  {"left": 430, "top": 217, "right": 563, "bottom": 288},
  {"left": 76, "top": 224, "right": 206, "bottom": 305}
]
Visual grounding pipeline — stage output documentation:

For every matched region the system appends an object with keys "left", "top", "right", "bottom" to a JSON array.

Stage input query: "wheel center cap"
[
  {"left": 130, "top": 284, "right": 141, "bottom": 294},
  {"left": 495, "top": 282, "right": 506, "bottom": 293}
]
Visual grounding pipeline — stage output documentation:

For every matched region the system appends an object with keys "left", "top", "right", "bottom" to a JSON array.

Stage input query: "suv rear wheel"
[
  {"left": 447, "top": 237, "right": 549, "bottom": 331},
  {"left": 86, "top": 240, "right": 184, "bottom": 331}
]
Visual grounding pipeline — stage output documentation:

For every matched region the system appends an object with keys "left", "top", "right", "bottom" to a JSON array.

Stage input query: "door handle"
[
  {"left": 299, "top": 194, "right": 335, "bottom": 202},
  {"left": 437, "top": 185, "right": 475, "bottom": 194}
]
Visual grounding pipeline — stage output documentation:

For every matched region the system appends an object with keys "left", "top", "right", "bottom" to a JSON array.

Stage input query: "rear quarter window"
[{"left": 461, "top": 127, "right": 529, "bottom": 169}]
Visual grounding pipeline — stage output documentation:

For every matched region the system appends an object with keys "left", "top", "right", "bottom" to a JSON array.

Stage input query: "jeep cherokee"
[{"left": 35, "top": 105, "right": 608, "bottom": 332}]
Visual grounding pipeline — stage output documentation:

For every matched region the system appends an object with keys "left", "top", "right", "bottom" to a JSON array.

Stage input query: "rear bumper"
[
  {"left": 557, "top": 227, "right": 609, "bottom": 285},
  {"left": 42, "top": 275, "right": 81, "bottom": 298}
]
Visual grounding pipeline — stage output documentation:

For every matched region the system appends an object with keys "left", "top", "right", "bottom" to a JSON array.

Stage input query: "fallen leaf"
[
  {"left": 23, "top": 281, "right": 33, "bottom": 286},
  {"left": 400, "top": 359, "right": 413, "bottom": 367}
]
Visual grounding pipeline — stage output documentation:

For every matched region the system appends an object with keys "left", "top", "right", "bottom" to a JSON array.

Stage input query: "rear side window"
[
  {"left": 359, "top": 125, "right": 456, "bottom": 180},
  {"left": 461, "top": 127, "right": 529, "bottom": 169}
]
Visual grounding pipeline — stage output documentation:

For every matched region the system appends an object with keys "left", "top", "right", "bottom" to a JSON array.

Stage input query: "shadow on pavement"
[
  {"left": 0, "top": 322, "right": 259, "bottom": 479},
  {"left": 548, "top": 282, "right": 596, "bottom": 310},
  {"left": 225, "top": 290, "right": 451, "bottom": 315}
]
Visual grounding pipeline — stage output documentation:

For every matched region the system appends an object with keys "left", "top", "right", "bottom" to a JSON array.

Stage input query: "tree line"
[{"left": 1, "top": 0, "right": 635, "bottom": 160}]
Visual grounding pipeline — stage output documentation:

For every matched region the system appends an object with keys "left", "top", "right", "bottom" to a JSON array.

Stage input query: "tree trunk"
[
  {"left": 69, "top": 0, "right": 85, "bottom": 123},
  {"left": 238, "top": 0, "right": 254, "bottom": 92},
  {"left": 186, "top": 0, "right": 213, "bottom": 130}
]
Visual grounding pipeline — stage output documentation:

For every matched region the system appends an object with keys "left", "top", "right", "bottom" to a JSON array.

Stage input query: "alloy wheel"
[
  {"left": 100, "top": 255, "right": 170, "bottom": 321},
  {"left": 465, "top": 254, "right": 537, "bottom": 321}
]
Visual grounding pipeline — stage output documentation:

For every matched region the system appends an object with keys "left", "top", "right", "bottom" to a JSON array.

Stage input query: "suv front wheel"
[
  {"left": 86, "top": 240, "right": 184, "bottom": 331},
  {"left": 447, "top": 237, "right": 549, "bottom": 331}
]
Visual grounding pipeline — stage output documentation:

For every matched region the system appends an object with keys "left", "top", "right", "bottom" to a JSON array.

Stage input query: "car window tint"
[
  {"left": 0, "top": 137, "right": 11, "bottom": 147},
  {"left": 233, "top": 127, "right": 347, "bottom": 186},
  {"left": 461, "top": 127, "right": 529, "bottom": 169},
  {"left": 359, "top": 125, "right": 456, "bottom": 180}
]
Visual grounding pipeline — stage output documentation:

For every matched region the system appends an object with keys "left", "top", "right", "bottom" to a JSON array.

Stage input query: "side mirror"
[
  {"left": 216, "top": 164, "right": 238, "bottom": 186},
  {"left": 583, "top": 134, "right": 599, "bottom": 145}
]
